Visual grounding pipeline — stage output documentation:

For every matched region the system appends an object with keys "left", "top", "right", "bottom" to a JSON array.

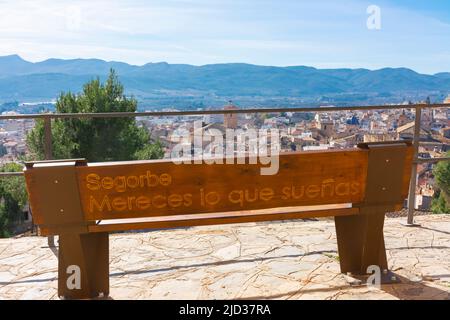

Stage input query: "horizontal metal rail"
[
  {"left": 0, "top": 172, "right": 24, "bottom": 176},
  {"left": 0, "top": 103, "right": 449, "bottom": 120},
  {"left": 415, "top": 157, "right": 450, "bottom": 164}
]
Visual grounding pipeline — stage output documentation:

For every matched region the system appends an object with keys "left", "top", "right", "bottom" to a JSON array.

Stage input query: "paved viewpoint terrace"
[{"left": 0, "top": 215, "right": 449, "bottom": 300}]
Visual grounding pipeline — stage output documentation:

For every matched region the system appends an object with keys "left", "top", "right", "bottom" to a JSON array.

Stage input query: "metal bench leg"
[
  {"left": 335, "top": 211, "right": 387, "bottom": 275},
  {"left": 57, "top": 232, "right": 109, "bottom": 299},
  {"left": 335, "top": 142, "right": 409, "bottom": 277},
  {"left": 359, "top": 208, "right": 388, "bottom": 272}
]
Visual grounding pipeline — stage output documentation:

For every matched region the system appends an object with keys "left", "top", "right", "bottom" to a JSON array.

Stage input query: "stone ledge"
[{"left": 0, "top": 215, "right": 449, "bottom": 300}]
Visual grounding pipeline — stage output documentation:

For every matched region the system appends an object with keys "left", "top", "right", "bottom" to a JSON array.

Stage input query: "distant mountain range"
[{"left": 0, "top": 54, "right": 449, "bottom": 108}]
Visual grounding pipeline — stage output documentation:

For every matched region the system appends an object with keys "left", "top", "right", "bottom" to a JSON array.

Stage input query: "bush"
[
  {"left": 431, "top": 153, "right": 450, "bottom": 214},
  {"left": 0, "top": 163, "right": 27, "bottom": 238}
]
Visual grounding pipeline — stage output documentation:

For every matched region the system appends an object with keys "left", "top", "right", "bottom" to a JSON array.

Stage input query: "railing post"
[
  {"left": 406, "top": 106, "right": 422, "bottom": 225},
  {"left": 43, "top": 115, "right": 53, "bottom": 160},
  {"left": 43, "top": 115, "right": 57, "bottom": 251}
]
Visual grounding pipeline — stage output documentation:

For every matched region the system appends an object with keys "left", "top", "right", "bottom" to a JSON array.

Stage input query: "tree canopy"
[
  {"left": 0, "top": 163, "right": 28, "bottom": 238},
  {"left": 431, "top": 153, "right": 450, "bottom": 214},
  {"left": 26, "top": 69, "right": 164, "bottom": 162}
]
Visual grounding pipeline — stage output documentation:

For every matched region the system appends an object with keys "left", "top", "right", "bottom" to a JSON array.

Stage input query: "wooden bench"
[{"left": 24, "top": 140, "right": 413, "bottom": 299}]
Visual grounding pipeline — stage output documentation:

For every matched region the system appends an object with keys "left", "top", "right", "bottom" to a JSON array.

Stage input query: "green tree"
[
  {"left": 431, "top": 190, "right": 450, "bottom": 214},
  {"left": 431, "top": 153, "right": 450, "bottom": 214},
  {"left": 0, "top": 163, "right": 28, "bottom": 238},
  {"left": 26, "top": 69, "right": 164, "bottom": 162}
]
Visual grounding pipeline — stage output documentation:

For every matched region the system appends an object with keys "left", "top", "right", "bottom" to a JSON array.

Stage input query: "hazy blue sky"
[{"left": 0, "top": 0, "right": 449, "bottom": 74}]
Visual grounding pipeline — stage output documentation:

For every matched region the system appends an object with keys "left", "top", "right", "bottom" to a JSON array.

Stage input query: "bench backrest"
[{"left": 24, "top": 141, "right": 413, "bottom": 235}]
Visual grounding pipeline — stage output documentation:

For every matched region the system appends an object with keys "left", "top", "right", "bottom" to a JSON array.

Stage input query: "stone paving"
[{"left": 0, "top": 215, "right": 449, "bottom": 300}]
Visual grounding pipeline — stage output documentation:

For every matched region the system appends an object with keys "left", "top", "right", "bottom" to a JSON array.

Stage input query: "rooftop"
[{"left": 0, "top": 214, "right": 449, "bottom": 300}]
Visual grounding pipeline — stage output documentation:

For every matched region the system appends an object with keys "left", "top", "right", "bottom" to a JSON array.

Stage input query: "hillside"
[{"left": 0, "top": 55, "right": 449, "bottom": 107}]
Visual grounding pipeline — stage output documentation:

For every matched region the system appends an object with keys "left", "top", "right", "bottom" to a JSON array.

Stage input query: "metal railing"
[{"left": 1, "top": 103, "right": 449, "bottom": 226}]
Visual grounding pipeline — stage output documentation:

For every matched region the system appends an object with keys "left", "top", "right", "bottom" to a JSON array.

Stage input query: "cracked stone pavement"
[{"left": 0, "top": 215, "right": 449, "bottom": 300}]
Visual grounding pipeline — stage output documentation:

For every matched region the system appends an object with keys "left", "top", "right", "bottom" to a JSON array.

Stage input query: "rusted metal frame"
[
  {"left": 407, "top": 107, "right": 422, "bottom": 225},
  {"left": 23, "top": 160, "right": 108, "bottom": 299},
  {"left": 335, "top": 142, "right": 408, "bottom": 275},
  {"left": 24, "top": 142, "right": 409, "bottom": 298},
  {"left": 87, "top": 207, "right": 359, "bottom": 233},
  {"left": 24, "top": 160, "right": 90, "bottom": 229},
  {"left": 58, "top": 232, "right": 109, "bottom": 300}
]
